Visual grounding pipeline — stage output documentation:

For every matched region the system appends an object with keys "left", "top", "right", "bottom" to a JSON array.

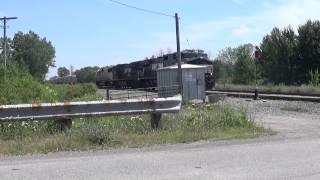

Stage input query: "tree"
[
  {"left": 214, "top": 44, "right": 255, "bottom": 84},
  {"left": 232, "top": 44, "right": 255, "bottom": 84},
  {"left": 297, "top": 20, "right": 320, "bottom": 83},
  {"left": 215, "top": 47, "right": 238, "bottom": 64},
  {"left": 213, "top": 47, "right": 237, "bottom": 84},
  {"left": 74, "top": 66, "right": 99, "bottom": 83},
  {"left": 0, "top": 38, "right": 14, "bottom": 65},
  {"left": 260, "top": 27, "right": 298, "bottom": 84},
  {"left": 57, "top": 67, "right": 70, "bottom": 77},
  {"left": 12, "top": 31, "right": 55, "bottom": 80}
]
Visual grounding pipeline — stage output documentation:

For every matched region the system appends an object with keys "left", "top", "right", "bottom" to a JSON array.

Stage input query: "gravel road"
[{"left": 0, "top": 98, "right": 320, "bottom": 180}]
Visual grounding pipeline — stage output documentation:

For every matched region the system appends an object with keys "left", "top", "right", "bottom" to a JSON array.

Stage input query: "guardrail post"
[
  {"left": 56, "top": 118, "right": 72, "bottom": 131},
  {"left": 254, "top": 87, "right": 259, "bottom": 100},
  {"left": 151, "top": 113, "right": 162, "bottom": 129}
]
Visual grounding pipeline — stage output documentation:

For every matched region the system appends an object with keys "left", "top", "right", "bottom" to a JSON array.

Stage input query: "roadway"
[{"left": 0, "top": 98, "right": 320, "bottom": 179}]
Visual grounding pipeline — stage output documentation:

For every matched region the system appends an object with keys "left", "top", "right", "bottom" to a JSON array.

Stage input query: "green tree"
[
  {"left": 297, "top": 20, "right": 320, "bottom": 83},
  {"left": 213, "top": 47, "right": 237, "bottom": 84},
  {"left": 74, "top": 66, "right": 99, "bottom": 83},
  {"left": 0, "top": 38, "right": 14, "bottom": 64},
  {"left": 232, "top": 44, "right": 255, "bottom": 84},
  {"left": 57, "top": 67, "right": 70, "bottom": 77},
  {"left": 214, "top": 44, "right": 255, "bottom": 85},
  {"left": 260, "top": 27, "right": 298, "bottom": 84},
  {"left": 12, "top": 31, "right": 55, "bottom": 80}
]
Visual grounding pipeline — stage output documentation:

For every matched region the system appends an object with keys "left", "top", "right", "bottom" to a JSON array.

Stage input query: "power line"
[{"left": 107, "top": 0, "right": 174, "bottom": 18}]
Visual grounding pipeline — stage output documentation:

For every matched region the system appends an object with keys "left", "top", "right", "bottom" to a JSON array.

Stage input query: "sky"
[{"left": 2, "top": 0, "right": 320, "bottom": 78}]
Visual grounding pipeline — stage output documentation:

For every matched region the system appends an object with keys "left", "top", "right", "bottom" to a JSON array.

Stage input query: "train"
[
  {"left": 48, "top": 75, "right": 77, "bottom": 84},
  {"left": 96, "top": 49, "right": 215, "bottom": 90}
]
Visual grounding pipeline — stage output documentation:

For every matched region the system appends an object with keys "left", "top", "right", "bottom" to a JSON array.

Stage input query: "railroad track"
[
  {"left": 207, "top": 90, "right": 320, "bottom": 103},
  {"left": 98, "top": 88, "right": 320, "bottom": 102}
]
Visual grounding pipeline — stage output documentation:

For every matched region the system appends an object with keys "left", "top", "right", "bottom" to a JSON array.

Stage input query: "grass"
[
  {"left": 214, "top": 83, "right": 320, "bottom": 96},
  {"left": 0, "top": 103, "right": 270, "bottom": 156}
]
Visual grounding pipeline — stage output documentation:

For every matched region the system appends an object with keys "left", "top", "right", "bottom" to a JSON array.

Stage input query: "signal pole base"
[
  {"left": 254, "top": 87, "right": 259, "bottom": 100},
  {"left": 151, "top": 113, "right": 162, "bottom": 129}
]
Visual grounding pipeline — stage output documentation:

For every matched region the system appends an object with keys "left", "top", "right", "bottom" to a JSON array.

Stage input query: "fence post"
[{"left": 150, "top": 113, "right": 162, "bottom": 129}]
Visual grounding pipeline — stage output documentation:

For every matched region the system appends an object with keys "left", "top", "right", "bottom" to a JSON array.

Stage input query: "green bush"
[
  {"left": 0, "top": 64, "right": 58, "bottom": 104},
  {"left": 49, "top": 83, "right": 96, "bottom": 101}
]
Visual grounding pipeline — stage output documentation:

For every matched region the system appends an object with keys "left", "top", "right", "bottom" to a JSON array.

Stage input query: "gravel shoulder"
[{"left": 221, "top": 98, "right": 320, "bottom": 139}]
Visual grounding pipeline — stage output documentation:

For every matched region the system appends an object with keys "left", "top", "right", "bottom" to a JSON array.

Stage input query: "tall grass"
[{"left": 0, "top": 103, "right": 268, "bottom": 155}]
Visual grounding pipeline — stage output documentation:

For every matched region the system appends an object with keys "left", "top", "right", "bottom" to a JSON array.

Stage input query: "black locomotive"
[{"left": 96, "top": 49, "right": 214, "bottom": 90}]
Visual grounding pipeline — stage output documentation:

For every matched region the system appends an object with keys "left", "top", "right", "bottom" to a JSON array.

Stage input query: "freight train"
[
  {"left": 48, "top": 75, "right": 77, "bottom": 84},
  {"left": 96, "top": 49, "right": 215, "bottom": 90}
]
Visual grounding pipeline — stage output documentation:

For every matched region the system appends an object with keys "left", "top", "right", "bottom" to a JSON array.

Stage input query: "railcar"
[
  {"left": 48, "top": 75, "right": 77, "bottom": 84},
  {"left": 96, "top": 49, "right": 214, "bottom": 90}
]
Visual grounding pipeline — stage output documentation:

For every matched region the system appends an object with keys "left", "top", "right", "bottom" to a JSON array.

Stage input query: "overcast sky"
[{"left": 2, "top": 0, "right": 320, "bottom": 78}]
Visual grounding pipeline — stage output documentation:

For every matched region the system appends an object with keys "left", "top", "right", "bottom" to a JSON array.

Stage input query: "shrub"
[
  {"left": 49, "top": 83, "right": 96, "bottom": 101},
  {"left": 309, "top": 69, "right": 320, "bottom": 87},
  {"left": 0, "top": 64, "right": 59, "bottom": 104}
]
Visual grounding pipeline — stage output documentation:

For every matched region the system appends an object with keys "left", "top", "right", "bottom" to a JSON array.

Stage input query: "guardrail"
[{"left": 0, "top": 95, "right": 182, "bottom": 129}]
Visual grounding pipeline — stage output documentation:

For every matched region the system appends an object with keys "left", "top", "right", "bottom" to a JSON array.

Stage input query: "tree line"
[
  {"left": 214, "top": 20, "right": 320, "bottom": 86},
  {"left": 56, "top": 66, "right": 99, "bottom": 83}
]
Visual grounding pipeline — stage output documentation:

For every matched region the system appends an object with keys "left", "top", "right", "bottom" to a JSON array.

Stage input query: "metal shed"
[{"left": 157, "top": 64, "right": 206, "bottom": 100}]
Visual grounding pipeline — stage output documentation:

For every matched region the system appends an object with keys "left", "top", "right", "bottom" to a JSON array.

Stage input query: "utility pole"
[
  {"left": 0, "top": 16, "right": 18, "bottom": 67},
  {"left": 175, "top": 13, "right": 183, "bottom": 95},
  {"left": 253, "top": 46, "right": 262, "bottom": 100}
]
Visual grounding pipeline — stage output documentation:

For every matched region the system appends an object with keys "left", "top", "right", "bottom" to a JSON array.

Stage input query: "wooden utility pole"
[
  {"left": 0, "top": 16, "right": 18, "bottom": 67},
  {"left": 175, "top": 13, "right": 183, "bottom": 95}
]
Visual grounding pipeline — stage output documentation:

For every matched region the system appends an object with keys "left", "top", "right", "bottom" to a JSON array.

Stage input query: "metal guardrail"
[{"left": 0, "top": 95, "right": 182, "bottom": 121}]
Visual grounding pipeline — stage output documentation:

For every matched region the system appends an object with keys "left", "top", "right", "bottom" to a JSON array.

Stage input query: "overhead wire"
[
  {"left": 179, "top": 18, "right": 192, "bottom": 49},
  {"left": 107, "top": 0, "right": 175, "bottom": 18}
]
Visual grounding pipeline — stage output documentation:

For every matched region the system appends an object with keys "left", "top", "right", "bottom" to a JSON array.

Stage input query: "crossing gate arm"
[{"left": 0, "top": 95, "right": 182, "bottom": 121}]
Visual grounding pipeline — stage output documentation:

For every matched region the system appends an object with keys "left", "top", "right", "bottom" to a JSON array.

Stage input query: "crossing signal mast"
[{"left": 0, "top": 16, "right": 18, "bottom": 67}]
